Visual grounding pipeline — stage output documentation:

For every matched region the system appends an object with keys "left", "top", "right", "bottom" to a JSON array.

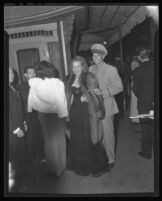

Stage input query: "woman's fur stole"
[{"left": 65, "top": 72, "right": 105, "bottom": 145}]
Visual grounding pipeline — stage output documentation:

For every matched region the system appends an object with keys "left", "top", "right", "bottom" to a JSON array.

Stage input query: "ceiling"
[
  {"left": 4, "top": 5, "right": 157, "bottom": 50},
  {"left": 4, "top": 6, "right": 84, "bottom": 28},
  {"left": 4, "top": 6, "right": 66, "bottom": 21}
]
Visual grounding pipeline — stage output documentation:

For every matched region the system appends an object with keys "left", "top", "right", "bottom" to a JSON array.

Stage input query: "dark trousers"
[
  {"left": 65, "top": 121, "right": 70, "bottom": 162},
  {"left": 66, "top": 136, "right": 70, "bottom": 164},
  {"left": 26, "top": 113, "right": 44, "bottom": 166},
  {"left": 139, "top": 118, "right": 154, "bottom": 158},
  {"left": 114, "top": 93, "right": 124, "bottom": 153},
  {"left": 114, "top": 92, "right": 124, "bottom": 117},
  {"left": 9, "top": 135, "right": 28, "bottom": 188}
]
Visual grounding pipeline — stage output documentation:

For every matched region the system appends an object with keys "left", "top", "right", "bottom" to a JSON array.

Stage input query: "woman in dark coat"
[
  {"left": 9, "top": 67, "right": 28, "bottom": 192},
  {"left": 66, "top": 56, "right": 109, "bottom": 177},
  {"left": 132, "top": 46, "right": 154, "bottom": 159}
]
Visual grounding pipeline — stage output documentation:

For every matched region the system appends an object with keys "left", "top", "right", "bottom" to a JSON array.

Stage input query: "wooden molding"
[{"left": 4, "top": 6, "right": 84, "bottom": 29}]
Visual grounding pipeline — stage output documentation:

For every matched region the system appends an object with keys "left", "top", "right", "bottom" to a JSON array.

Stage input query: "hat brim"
[{"left": 92, "top": 49, "right": 107, "bottom": 55}]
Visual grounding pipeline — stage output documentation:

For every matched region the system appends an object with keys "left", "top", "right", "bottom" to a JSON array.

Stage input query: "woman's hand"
[
  {"left": 80, "top": 95, "right": 88, "bottom": 102},
  {"left": 16, "top": 129, "right": 24, "bottom": 138},
  {"left": 65, "top": 116, "right": 70, "bottom": 122},
  {"left": 93, "top": 88, "right": 102, "bottom": 95}
]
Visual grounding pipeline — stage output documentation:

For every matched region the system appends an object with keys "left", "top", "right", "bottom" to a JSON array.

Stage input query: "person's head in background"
[
  {"left": 113, "top": 55, "right": 121, "bottom": 66},
  {"left": 124, "top": 55, "right": 132, "bottom": 64},
  {"left": 24, "top": 66, "right": 36, "bottom": 81},
  {"left": 34, "top": 60, "right": 59, "bottom": 79},
  {"left": 91, "top": 44, "right": 107, "bottom": 65},
  {"left": 136, "top": 45, "right": 152, "bottom": 62},
  {"left": 132, "top": 55, "right": 139, "bottom": 62},
  {"left": 86, "top": 56, "right": 94, "bottom": 66},
  {"left": 131, "top": 55, "right": 140, "bottom": 71}
]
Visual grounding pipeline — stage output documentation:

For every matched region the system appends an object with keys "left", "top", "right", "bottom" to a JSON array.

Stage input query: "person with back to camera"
[
  {"left": 18, "top": 66, "right": 44, "bottom": 172},
  {"left": 28, "top": 61, "right": 68, "bottom": 177},
  {"left": 89, "top": 44, "right": 123, "bottom": 169},
  {"left": 132, "top": 45, "right": 154, "bottom": 159}
]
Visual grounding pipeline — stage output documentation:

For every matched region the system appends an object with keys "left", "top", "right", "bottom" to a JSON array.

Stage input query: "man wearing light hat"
[{"left": 89, "top": 43, "right": 123, "bottom": 168}]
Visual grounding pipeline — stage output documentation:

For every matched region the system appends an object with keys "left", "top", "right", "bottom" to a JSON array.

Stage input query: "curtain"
[{"left": 47, "top": 41, "right": 64, "bottom": 80}]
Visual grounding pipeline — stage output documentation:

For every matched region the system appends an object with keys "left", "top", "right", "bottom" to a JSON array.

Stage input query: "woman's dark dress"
[{"left": 67, "top": 86, "right": 108, "bottom": 176}]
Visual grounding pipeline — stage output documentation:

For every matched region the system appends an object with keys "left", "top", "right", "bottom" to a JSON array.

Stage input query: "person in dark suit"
[
  {"left": 9, "top": 67, "right": 28, "bottom": 192},
  {"left": 18, "top": 66, "right": 44, "bottom": 169},
  {"left": 132, "top": 45, "right": 154, "bottom": 159}
]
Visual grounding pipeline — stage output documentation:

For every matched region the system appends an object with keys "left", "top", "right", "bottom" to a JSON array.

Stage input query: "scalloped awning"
[
  {"left": 108, "top": 6, "right": 159, "bottom": 46},
  {"left": 76, "top": 5, "right": 158, "bottom": 51}
]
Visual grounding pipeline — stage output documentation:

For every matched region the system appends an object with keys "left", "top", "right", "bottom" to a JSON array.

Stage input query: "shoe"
[
  {"left": 37, "top": 153, "right": 46, "bottom": 162},
  {"left": 108, "top": 162, "right": 115, "bottom": 169},
  {"left": 92, "top": 170, "right": 109, "bottom": 177},
  {"left": 139, "top": 152, "right": 151, "bottom": 159},
  {"left": 47, "top": 172, "right": 59, "bottom": 179},
  {"left": 74, "top": 170, "right": 90, "bottom": 176},
  {"left": 105, "top": 166, "right": 111, "bottom": 172},
  {"left": 92, "top": 167, "right": 110, "bottom": 177},
  {"left": 92, "top": 172, "right": 104, "bottom": 177}
]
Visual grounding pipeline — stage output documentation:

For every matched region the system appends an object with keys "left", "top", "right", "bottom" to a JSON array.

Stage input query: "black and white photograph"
[{"left": 4, "top": 4, "right": 159, "bottom": 196}]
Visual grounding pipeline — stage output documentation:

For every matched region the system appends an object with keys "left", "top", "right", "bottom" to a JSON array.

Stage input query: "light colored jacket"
[
  {"left": 89, "top": 62, "right": 123, "bottom": 116},
  {"left": 28, "top": 77, "right": 68, "bottom": 118}
]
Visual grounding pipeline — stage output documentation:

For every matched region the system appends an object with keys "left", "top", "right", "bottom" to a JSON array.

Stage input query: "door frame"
[{"left": 9, "top": 41, "right": 48, "bottom": 84}]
